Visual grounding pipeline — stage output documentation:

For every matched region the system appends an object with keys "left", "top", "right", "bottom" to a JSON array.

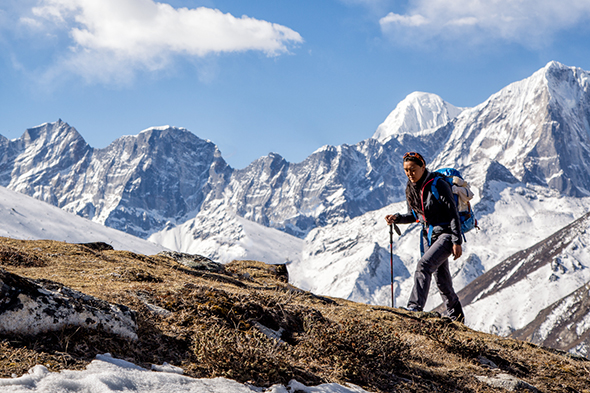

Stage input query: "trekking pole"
[
  {"left": 389, "top": 223, "right": 395, "bottom": 308},
  {"left": 389, "top": 222, "right": 401, "bottom": 308}
]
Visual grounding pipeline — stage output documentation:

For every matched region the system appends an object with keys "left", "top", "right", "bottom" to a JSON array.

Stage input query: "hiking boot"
[{"left": 447, "top": 302, "right": 465, "bottom": 323}]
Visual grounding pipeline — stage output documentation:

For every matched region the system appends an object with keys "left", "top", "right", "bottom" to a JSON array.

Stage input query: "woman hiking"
[{"left": 385, "top": 151, "right": 465, "bottom": 322}]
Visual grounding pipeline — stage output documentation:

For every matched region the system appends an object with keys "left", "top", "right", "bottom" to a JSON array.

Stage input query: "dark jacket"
[{"left": 397, "top": 170, "right": 462, "bottom": 245}]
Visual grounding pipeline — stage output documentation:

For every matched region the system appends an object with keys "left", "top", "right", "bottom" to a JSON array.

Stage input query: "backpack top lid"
[{"left": 435, "top": 167, "right": 463, "bottom": 179}]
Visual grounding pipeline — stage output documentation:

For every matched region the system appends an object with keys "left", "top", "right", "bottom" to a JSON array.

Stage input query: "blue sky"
[{"left": 2, "top": 0, "right": 590, "bottom": 169}]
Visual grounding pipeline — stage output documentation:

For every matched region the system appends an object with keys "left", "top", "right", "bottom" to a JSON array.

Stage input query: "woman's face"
[{"left": 404, "top": 160, "right": 426, "bottom": 184}]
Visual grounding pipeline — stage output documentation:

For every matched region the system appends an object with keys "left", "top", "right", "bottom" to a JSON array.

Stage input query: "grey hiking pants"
[{"left": 407, "top": 233, "right": 459, "bottom": 312}]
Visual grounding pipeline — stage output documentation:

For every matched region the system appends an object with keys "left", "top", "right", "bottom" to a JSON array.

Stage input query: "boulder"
[{"left": 0, "top": 269, "right": 137, "bottom": 340}]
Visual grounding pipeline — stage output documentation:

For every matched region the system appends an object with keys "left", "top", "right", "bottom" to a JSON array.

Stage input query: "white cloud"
[
  {"left": 379, "top": 0, "right": 590, "bottom": 47},
  {"left": 27, "top": 0, "right": 303, "bottom": 83},
  {"left": 380, "top": 13, "right": 428, "bottom": 27}
]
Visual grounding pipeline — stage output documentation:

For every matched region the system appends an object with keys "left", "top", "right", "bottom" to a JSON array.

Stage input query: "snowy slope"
[
  {"left": 512, "top": 281, "right": 590, "bottom": 358},
  {"left": 0, "top": 185, "right": 165, "bottom": 255},
  {"left": 149, "top": 199, "right": 302, "bottom": 264}
]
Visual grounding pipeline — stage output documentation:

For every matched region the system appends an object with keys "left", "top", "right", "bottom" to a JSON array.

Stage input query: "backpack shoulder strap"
[{"left": 430, "top": 176, "right": 440, "bottom": 201}]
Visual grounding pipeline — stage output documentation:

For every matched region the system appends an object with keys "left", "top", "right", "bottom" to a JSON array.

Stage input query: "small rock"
[
  {"left": 252, "top": 321, "right": 285, "bottom": 344},
  {"left": 77, "top": 242, "right": 114, "bottom": 252},
  {"left": 476, "top": 373, "right": 538, "bottom": 392},
  {"left": 477, "top": 355, "right": 499, "bottom": 369},
  {"left": 158, "top": 251, "right": 223, "bottom": 273},
  {"left": 135, "top": 292, "right": 172, "bottom": 317}
]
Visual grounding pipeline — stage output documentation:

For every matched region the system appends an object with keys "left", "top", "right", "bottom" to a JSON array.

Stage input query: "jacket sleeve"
[
  {"left": 396, "top": 201, "right": 418, "bottom": 224},
  {"left": 435, "top": 178, "right": 462, "bottom": 245}
]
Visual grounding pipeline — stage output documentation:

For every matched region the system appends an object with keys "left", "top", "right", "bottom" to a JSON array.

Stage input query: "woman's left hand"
[{"left": 452, "top": 244, "right": 462, "bottom": 260}]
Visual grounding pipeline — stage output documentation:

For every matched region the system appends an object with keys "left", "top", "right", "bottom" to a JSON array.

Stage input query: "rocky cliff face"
[
  {"left": 84, "top": 127, "right": 232, "bottom": 237},
  {"left": 214, "top": 139, "right": 409, "bottom": 237},
  {"left": 0, "top": 120, "right": 92, "bottom": 206}
]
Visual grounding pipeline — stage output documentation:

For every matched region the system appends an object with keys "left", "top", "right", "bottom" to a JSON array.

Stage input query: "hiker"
[{"left": 385, "top": 151, "right": 465, "bottom": 322}]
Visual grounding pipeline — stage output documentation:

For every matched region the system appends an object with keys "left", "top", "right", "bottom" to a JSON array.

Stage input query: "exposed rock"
[
  {"left": 252, "top": 321, "right": 286, "bottom": 344},
  {"left": 477, "top": 356, "right": 499, "bottom": 369},
  {"left": 135, "top": 292, "right": 172, "bottom": 317},
  {"left": 77, "top": 242, "right": 114, "bottom": 252},
  {"left": 157, "top": 251, "right": 223, "bottom": 273},
  {"left": 476, "top": 373, "right": 539, "bottom": 392},
  {"left": 0, "top": 269, "right": 137, "bottom": 340}
]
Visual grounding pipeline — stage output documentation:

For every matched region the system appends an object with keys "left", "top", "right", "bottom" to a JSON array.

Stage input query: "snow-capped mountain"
[
  {"left": 0, "top": 95, "right": 459, "bottom": 243},
  {"left": 431, "top": 61, "right": 590, "bottom": 196},
  {"left": 0, "top": 122, "right": 232, "bottom": 238},
  {"left": 290, "top": 61, "right": 590, "bottom": 297},
  {"left": 372, "top": 91, "right": 464, "bottom": 142}
]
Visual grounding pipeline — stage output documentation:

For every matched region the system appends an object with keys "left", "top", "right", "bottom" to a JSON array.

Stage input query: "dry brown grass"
[{"left": 0, "top": 237, "right": 588, "bottom": 392}]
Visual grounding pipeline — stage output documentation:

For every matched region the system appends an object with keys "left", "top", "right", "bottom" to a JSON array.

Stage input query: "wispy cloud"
[
  {"left": 24, "top": 0, "right": 303, "bottom": 84},
  {"left": 379, "top": 0, "right": 590, "bottom": 48}
]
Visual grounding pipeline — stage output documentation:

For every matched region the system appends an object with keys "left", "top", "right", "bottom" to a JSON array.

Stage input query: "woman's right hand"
[{"left": 385, "top": 214, "right": 399, "bottom": 225}]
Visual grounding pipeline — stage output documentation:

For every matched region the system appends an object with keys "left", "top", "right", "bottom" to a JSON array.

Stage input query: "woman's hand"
[
  {"left": 452, "top": 244, "right": 462, "bottom": 260},
  {"left": 385, "top": 214, "right": 399, "bottom": 225}
]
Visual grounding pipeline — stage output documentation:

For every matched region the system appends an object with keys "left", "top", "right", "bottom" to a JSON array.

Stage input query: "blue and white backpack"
[{"left": 431, "top": 167, "right": 478, "bottom": 238}]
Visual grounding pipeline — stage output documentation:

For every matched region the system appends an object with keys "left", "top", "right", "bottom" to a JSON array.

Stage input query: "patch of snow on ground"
[{"left": 0, "top": 354, "right": 372, "bottom": 393}]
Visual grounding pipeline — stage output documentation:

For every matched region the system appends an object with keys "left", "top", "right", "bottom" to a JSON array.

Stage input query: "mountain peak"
[
  {"left": 23, "top": 120, "right": 82, "bottom": 144},
  {"left": 544, "top": 60, "right": 567, "bottom": 71},
  {"left": 138, "top": 125, "right": 189, "bottom": 135},
  {"left": 372, "top": 92, "right": 463, "bottom": 142},
  {"left": 526, "top": 61, "right": 589, "bottom": 97}
]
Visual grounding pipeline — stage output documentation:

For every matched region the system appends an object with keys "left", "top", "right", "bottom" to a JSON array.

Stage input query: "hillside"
[{"left": 0, "top": 237, "right": 588, "bottom": 392}]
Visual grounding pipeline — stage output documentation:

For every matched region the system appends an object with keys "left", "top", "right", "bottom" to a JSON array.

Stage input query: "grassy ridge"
[{"left": 0, "top": 237, "right": 588, "bottom": 392}]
